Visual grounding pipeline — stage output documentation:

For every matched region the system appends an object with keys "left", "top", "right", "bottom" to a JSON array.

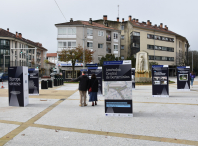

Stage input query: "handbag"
[{"left": 89, "top": 79, "right": 96, "bottom": 92}]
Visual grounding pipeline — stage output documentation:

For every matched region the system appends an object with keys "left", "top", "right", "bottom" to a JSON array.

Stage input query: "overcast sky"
[{"left": 1, "top": 0, "right": 198, "bottom": 53}]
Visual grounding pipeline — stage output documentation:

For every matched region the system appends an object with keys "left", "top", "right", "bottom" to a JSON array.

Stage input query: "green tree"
[
  {"left": 149, "top": 61, "right": 159, "bottom": 71},
  {"left": 126, "top": 56, "right": 136, "bottom": 68},
  {"left": 59, "top": 45, "right": 94, "bottom": 78}
]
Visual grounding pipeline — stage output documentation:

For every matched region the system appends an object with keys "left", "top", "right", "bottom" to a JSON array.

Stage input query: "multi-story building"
[
  {"left": 0, "top": 28, "right": 47, "bottom": 72},
  {"left": 55, "top": 19, "right": 121, "bottom": 79},
  {"left": 47, "top": 53, "right": 57, "bottom": 64},
  {"left": 94, "top": 15, "right": 190, "bottom": 76}
]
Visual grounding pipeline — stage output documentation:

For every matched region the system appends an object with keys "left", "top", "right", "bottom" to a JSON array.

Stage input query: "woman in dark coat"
[{"left": 88, "top": 74, "right": 98, "bottom": 106}]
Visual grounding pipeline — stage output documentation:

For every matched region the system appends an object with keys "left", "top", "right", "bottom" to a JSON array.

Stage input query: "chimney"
[
  {"left": 117, "top": 17, "right": 119, "bottom": 22},
  {"left": 154, "top": 24, "right": 157, "bottom": 27},
  {"left": 89, "top": 18, "right": 92, "bottom": 24},
  {"left": 7, "top": 28, "right": 9, "bottom": 32},
  {"left": 147, "top": 20, "right": 151, "bottom": 25},
  {"left": 16, "top": 32, "right": 18, "bottom": 37},
  {"left": 135, "top": 19, "right": 139, "bottom": 22},
  {"left": 160, "top": 23, "right": 163, "bottom": 28},
  {"left": 122, "top": 18, "right": 124, "bottom": 22},
  {"left": 132, "top": 18, "right": 135, "bottom": 22},
  {"left": 18, "top": 33, "right": 22, "bottom": 38},
  {"left": 142, "top": 21, "right": 146, "bottom": 24},
  {"left": 70, "top": 18, "right": 73, "bottom": 22},
  {"left": 165, "top": 25, "right": 168, "bottom": 30},
  {"left": 103, "top": 15, "right": 107, "bottom": 21},
  {"left": 129, "top": 15, "right": 132, "bottom": 21}
]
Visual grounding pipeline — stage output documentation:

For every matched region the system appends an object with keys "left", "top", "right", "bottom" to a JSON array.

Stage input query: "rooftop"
[
  {"left": 0, "top": 28, "right": 48, "bottom": 51},
  {"left": 47, "top": 53, "right": 57, "bottom": 57}
]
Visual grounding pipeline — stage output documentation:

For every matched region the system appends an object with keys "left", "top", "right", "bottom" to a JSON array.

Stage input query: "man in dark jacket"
[{"left": 73, "top": 71, "right": 89, "bottom": 106}]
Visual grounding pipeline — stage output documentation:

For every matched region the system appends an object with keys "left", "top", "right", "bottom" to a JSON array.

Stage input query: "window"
[
  {"left": 179, "top": 41, "right": 181, "bottom": 48},
  {"left": 113, "top": 33, "right": 118, "bottom": 39},
  {"left": 162, "top": 57, "right": 167, "bottom": 61},
  {"left": 121, "top": 45, "right": 124, "bottom": 50},
  {"left": 58, "top": 41, "right": 76, "bottom": 48},
  {"left": 147, "top": 34, "right": 154, "bottom": 39},
  {"left": 58, "top": 28, "right": 76, "bottom": 35},
  {"left": 121, "top": 25, "right": 124, "bottom": 30},
  {"left": 121, "top": 35, "right": 124, "bottom": 40},
  {"left": 98, "top": 31, "right": 104, "bottom": 36},
  {"left": 149, "top": 56, "right": 154, "bottom": 60},
  {"left": 121, "top": 56, "right": 124, "bottom": 60},
  {"left": 87, "top": 29, "right": 93, "bottom": 36},
  {"left": 87, "top": 42, "right": 93, "bottom": 48},
  {"left": 98, "top": 44, "right": 103, "bottom": 48},
  {"left": 133, "top": 32, "right": 140, "bottom": 36},
  {"left": 147, "top": 45, "right": 154, "bottom": 49},
  {"left": 58, "top": 28, "right": 66, "bottom": 35},
  {"left": 114, "top": 45, "right": 118, "bottom": 51}
]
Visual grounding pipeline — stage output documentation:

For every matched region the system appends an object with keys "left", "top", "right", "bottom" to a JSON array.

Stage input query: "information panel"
[
  {"left": 152, "top": 65, "right": 169, "bottom": 97},
  {"left": 28, "top": 68, "right": 39, "bottom": 95},
  {"left": 177, "top": 66, "right": 190, "bottom": 91},
  {"left": 88, "top": 67, "right": 103, "bottom": 95},
  {"left": 131, "top": 68, "right": 135, "bottom": 90},
  {"left": 103, "top": 60, "right": 133, "bottom": 117},
  {"left": 8, "top": 66, "right": 29, "bottom": 107}
]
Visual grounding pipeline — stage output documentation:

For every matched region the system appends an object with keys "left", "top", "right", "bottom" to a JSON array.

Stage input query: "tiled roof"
[
  {"left": 55, "top": 21, "right": 119, "bottom": 30},
  {"left": 129, "top": 21, "right": 177, "bottom": 35},
  {"left": 47, "top": 53, "right": 57, "bottom": 57},
  {"left": 0, "top": 28, "right": 47, "bottom": 51}
]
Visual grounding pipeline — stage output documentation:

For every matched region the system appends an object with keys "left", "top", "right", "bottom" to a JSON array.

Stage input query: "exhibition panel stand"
[
  {"left": 28, "top": 68, "right": 39, "bottom": 95},
  {"left": 131, "top": 68, "right": 135, "bottom": 90},
  {"left": 88, "top": 67, "right": 103, "bottom": 95},
  {"left": 103, "top": 60, "right": 133, "bottom": 117},
  {"left": 177, "top": 66, "right": 190, "bottom": 91},
  {"left": 152, "top": 65, "right": 169, "bottom": 97},
  {"left": 8, "top": 66, "right": 29, "bottom": 107}
]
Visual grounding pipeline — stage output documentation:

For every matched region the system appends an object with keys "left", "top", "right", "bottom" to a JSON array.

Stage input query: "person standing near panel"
[
  {"left": 190, "top": 71, "right": 196, "bottom": 88},
  {"left": 72, "top": 71, "right": 89, "bottom": 107},
  {"left": 88, "top": 74, "right": 98, "bottom": 106}
]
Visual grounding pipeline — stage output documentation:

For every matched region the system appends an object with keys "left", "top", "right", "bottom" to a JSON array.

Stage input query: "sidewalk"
[{"left": 0, "top": 81, "right": 198, "bottom": 145}]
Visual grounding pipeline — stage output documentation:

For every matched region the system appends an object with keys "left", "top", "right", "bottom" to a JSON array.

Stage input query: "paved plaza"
[{"left": 0, "top": 78, "right": 198, "bottom": 146}]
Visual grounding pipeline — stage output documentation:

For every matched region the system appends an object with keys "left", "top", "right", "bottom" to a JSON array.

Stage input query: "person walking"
[
  {"left": 190, "top": 71, "right": 196, "bottom": 88},
  {"left": 72, "top": 71, "right": 89, "bottom": 107},
  {"left": 88, "top": 74, "right": 98, "bottom": 106}
]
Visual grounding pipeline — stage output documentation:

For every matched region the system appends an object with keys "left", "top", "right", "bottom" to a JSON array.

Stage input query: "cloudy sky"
[{"left": 1, "top": 0, "right": 198, "bottom": 52}]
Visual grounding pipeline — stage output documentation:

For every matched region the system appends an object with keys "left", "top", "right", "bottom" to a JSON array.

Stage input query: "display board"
[
  {"left": 103, "top": 60, "right": 133, "bottom": 117},
  {"left": 152, "top": 65, "right": 169, "bottom": 97},
  {"left": 131, "top": 68, "right": 135, "bottom": 89},
  {"left": 28, "top": 68, "right": 39, "bottom": 95},
  {"left": 88, "top": 67, "right": 103, "bottom": 95},
  {"left": 8, "top": 66, "right": 29, "bottom": 107},
  {"left": 177, "top": 66, "right": 190, "bottom": 91}
]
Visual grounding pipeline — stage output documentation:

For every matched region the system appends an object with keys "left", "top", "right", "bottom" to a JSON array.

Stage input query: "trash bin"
[
  {"left": 41, "top": 80, "right": 48, "bottom": 89},
  {"left": 48, "top": 80, "right": 53, "bottom": 88},
  {"left": 54, "top": 78, "right": 58, "bottom": 86}
]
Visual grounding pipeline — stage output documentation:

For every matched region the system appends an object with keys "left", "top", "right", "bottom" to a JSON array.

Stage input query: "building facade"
[
  {"left": 47, "top": 53, "right": 57, "bottom": 64},
  {"left": 55, "top": 19, "right": 121, "bottom": 79},
  {"left": 0, "top": 28, "right": 47, "bottom": 72},
  {"left": 94, "top": 15, "right": 190, "bottom": 76}
]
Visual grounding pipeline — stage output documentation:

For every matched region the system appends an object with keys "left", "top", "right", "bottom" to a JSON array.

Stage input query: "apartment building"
[
  {"left": 47, "top": 53, "right": 57, "bottom": 64},
  {"left": 0, "top": 28, "right": 47, "bottom": 72},
  {"left": 55, "top": 19, "right": 121, "bottom": 79},
  {"left": 94, "top": 15, "right": 190, "bottom": 76}
]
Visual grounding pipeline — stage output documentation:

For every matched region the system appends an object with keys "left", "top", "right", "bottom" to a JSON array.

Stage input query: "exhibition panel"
[
  {"left": 28, "top": 68, "right": 39, "bottom": 95},
  {"left": 152, "top": 65, "right": 169, "bottom": 97},
  {"left": 103, "top": 60, "right": 133, "bottom": 117},
  {"left": 177, "top": 66, "right": 190, "bottom": 91},
  {"left": 8, "top": 66, "right": 29, "bottom": 107}
]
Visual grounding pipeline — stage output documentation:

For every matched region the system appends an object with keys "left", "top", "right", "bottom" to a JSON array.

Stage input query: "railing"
[
  {"left": 106, "top": 48, "right": 111, "bottom": 53},
  {"left": 106, "top": 36, "right": 111, "bottom": 41}
]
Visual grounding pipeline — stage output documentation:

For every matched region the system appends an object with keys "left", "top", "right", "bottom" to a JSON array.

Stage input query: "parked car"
[{"left": 0, "top": 72, "right": 8, "bottom": 82}]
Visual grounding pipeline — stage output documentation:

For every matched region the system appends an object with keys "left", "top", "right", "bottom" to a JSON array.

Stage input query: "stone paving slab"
[
  {"left": 4, "top": 127, "right": 186, "bottom": 146},
  {"left": 0, "top": 97, "right": 58, "bottom": 122},
  {"left": 55, "top": 84, "right": 78, "bottom": 91},
  {"left": 0, "top": 123, "right": 19, "bottom": 138},
  {"left": 35, "top": 93, "right": 198, "bottom": 141}
]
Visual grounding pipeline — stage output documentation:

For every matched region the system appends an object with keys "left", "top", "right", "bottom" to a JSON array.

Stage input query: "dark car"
[{"left": 0, "top": 72, "right": 8, "bottom": 82}]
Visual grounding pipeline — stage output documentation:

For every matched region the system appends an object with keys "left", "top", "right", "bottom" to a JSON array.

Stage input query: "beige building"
[
  {"left": 55, "top": 19, "right": 121, "bottom": 79},
  {"left": 94, "top": 15, "right": 190, "bottom": 76},
  {"left": 0, "top": 28, "right": 47, "bottom": 72}
]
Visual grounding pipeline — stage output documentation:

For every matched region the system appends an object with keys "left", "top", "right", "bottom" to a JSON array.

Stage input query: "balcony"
[
  {"left": 106, "top": 36, "right": 111, "bottom": 41},
  {"left": 106, "top": 48, "right": 111, "bottom": 54}
]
